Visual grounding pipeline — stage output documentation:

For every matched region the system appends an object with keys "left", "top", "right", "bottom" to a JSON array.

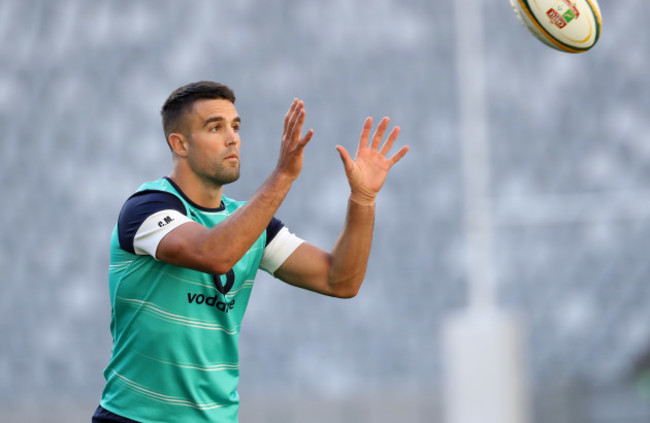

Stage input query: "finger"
[
  {"left": 358, "top": 117, "right": 373, "bottom": 152},
  {"left": 335, "top": 145, "right": 355, "bottom": 174},
  {"left": 387, "top": 145, "right": 410, "bottom": 166},
  {"left": 370, "top": 117, "right": 390, "bottom": 150},
  {"left": 379, "top": 126, "right": 401, "bottom": 156},
  {"left": 285, "top": 99, "right": 304, "bottom": 140},
  {"left": 298, "top": 128, "right": 314, "bottom": 149},
  {"left": 283, "top": 99, "right": 299, "bottom": 136},
  {"left": 288, "top": 105, "right": 306, "bottom": 143},
  {"left": 284, "top": 101, "right": 304, "bottom": 144}
]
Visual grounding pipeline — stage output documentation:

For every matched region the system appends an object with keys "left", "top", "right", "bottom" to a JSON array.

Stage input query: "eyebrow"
[{"left": 202, "top": 116, "right": 241, "bottom": 128}]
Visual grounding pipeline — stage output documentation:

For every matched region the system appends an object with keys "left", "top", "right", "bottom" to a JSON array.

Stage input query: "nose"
[{"left": 226, "top": 129, "right": 239, "bottom": 146}]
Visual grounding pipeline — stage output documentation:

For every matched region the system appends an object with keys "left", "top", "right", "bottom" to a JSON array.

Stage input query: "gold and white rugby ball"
[{"left": 510, "top": 0, "right": 602, "bottom": 53}]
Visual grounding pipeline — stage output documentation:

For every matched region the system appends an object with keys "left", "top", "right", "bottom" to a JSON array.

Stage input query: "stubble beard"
[
  {"left": 188, "top": 146, "right": 241, "bottom": 190},
  {"left": 202, "top": 161, "right": 240, "bottom": 189}
]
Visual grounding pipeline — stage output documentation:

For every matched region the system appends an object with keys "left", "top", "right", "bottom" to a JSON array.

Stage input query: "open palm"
[{"left": 336, "top": 117, "right": 409, "bottom": 205}]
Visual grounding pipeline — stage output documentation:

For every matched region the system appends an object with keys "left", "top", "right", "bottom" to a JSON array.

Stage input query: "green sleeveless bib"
[{"left": 100, "top": 178, "right": 265, "bottom": 422}]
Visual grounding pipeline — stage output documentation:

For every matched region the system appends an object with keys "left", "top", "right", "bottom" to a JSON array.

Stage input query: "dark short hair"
[{"left": 160, "top": 81, "right": 236, "bottom": 142}]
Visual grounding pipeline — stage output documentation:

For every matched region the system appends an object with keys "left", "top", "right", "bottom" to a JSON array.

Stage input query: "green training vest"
[{"left": 100, "top": 178, "right": 265, "bottom": 422}]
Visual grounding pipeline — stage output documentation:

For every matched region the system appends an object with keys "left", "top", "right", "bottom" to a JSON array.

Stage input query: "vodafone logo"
[
  {"left": 187, "top": 293, "right": 235, "bottom": 313},
  {"left": 185, "top": 270, "right": 237, "bottom": 313}
]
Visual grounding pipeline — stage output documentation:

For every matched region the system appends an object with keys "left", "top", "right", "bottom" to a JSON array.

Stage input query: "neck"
[{"left": 168, "top": 167, "right": 224, "bottom": 209}]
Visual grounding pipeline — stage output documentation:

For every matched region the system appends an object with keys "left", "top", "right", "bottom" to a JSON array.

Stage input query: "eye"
[
  {"left": 233, "top": 124, "right": 240, "bottom": 133},
  {"left": 210, "top": 124, "right": 221, "bottom": 132}
]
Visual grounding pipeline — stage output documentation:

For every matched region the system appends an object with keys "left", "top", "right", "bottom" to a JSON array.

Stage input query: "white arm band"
[
  {"left": 133, "top": 209, "right": 193, "bottom": 259},
  {"left": 259, "top": 227, "right": 305, "bottom": 274}
]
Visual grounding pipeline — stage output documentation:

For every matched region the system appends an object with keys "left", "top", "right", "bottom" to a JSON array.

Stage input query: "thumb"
[{"left": 335, "top": 145, "right": 354, "bottom": 174}]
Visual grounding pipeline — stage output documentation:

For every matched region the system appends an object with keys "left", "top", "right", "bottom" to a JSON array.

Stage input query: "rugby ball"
[{"left": 510, "top": 0, "right": 602, "bottom": 53}]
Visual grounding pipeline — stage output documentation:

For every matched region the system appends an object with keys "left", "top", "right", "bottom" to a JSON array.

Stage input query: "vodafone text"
[{"left": 187, "top": 293, "right": 235, "bottom": 313}]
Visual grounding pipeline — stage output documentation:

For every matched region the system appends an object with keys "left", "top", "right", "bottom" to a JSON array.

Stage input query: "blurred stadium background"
[{"left": 2, "top": 0, "right": 650, "bottom": 421}]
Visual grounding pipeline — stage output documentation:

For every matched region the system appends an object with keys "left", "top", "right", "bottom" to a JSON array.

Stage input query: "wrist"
[
  {"left": 269, "top": 168, "right": 298, "bottom": 187},
  {"left": 349, "top": 191, "right": 376, "bottom": 206}
]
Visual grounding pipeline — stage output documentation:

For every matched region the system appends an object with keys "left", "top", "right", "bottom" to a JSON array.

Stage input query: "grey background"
[{"left": 2, "top": 0, "right": 650, "bottom": 422}]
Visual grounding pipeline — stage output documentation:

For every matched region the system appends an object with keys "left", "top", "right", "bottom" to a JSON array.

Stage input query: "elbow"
[
  {"left": 330, "top": 282, "right": 361, "bottom": 299},
  {"left": 335, "top": 289, "right": 359, "bottom": 299},
  {"left": 206, "top": 256, "right": 239, "bottom": 275},
  {"left": 326, "top": 272, "right": 364, "bottom": 299},
  {"left": 178, "top": 247, "right": 237, "bottom": 275},
  {"left": 209, "top": 262, "right": 234, "bottom": 276},
  {"left": 157, "top": 228, "right": 240, "bottom": 275},
  {"left": 194, "top": 241, "right": 242, "bottom": 275}
]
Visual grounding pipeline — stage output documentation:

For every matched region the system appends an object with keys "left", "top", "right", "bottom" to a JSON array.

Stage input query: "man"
[{"left": 93, "top": 81, "right": 409, "bottom": 422}]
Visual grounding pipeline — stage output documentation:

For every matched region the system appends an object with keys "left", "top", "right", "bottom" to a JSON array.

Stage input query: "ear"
[{"left": 168, "top": 133, "right": 189, "bottom": 157}]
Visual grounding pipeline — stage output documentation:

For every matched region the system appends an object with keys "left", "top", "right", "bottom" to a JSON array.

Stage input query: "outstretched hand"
[
  {"left": 336, "top": 117, "right": 409, "bottom": 205},
  {"left": 276, "top": 99, "right": 314, "bottom": 181}
]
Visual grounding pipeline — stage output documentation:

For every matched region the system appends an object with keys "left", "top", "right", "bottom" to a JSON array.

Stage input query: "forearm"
[
  {"left": 274, "top": 114, "right": 406, "bottom": 297},
  {"left": 160, "top": 170, "right": 295, "bottom": 275},
  {"left": 204, "top": 100, "right": 311, "bottom": 271},
  {"left": 202, "top": 171, "right": 295, "bottom": 271},
  {"left": 326, "top": 196, "right": 376, "bottom": 296}
]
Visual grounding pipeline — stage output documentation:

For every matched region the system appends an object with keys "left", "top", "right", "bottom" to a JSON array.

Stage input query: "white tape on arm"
[
  {"left": 133, "top": 209, "right": 193, "bottom": 259},
  {"left": 260, "top": 227, "right": 305, "bottom": 274}
]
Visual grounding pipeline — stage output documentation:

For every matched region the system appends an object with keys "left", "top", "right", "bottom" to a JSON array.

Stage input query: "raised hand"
[
  {"left": 336, "top": 117, "right": 409, "bottom": 205},
  {"left": 276, "top": 99, "right": 314, "bottom": 181}
]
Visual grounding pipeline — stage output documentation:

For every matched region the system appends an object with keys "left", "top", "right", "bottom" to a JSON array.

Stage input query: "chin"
[{"left": 215, "top": 172, "right": 240, "bottom": 186}]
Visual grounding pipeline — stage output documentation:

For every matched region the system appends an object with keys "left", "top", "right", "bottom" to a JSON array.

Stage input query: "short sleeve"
[{"left": 117, "top": 190, "right": 190, "bottom": 256}]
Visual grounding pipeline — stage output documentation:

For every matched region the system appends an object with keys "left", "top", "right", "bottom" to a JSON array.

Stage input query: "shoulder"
[
  {"left": 117, "top": 189, "right": 188, "bottom": 254},
  {"left": 120, "top": 190, "right": 186, "bottom": 221}
]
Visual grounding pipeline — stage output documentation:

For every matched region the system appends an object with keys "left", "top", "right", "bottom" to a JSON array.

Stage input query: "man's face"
[{"left": 184, "top": 98, "right": 241, "bottom": 187}]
